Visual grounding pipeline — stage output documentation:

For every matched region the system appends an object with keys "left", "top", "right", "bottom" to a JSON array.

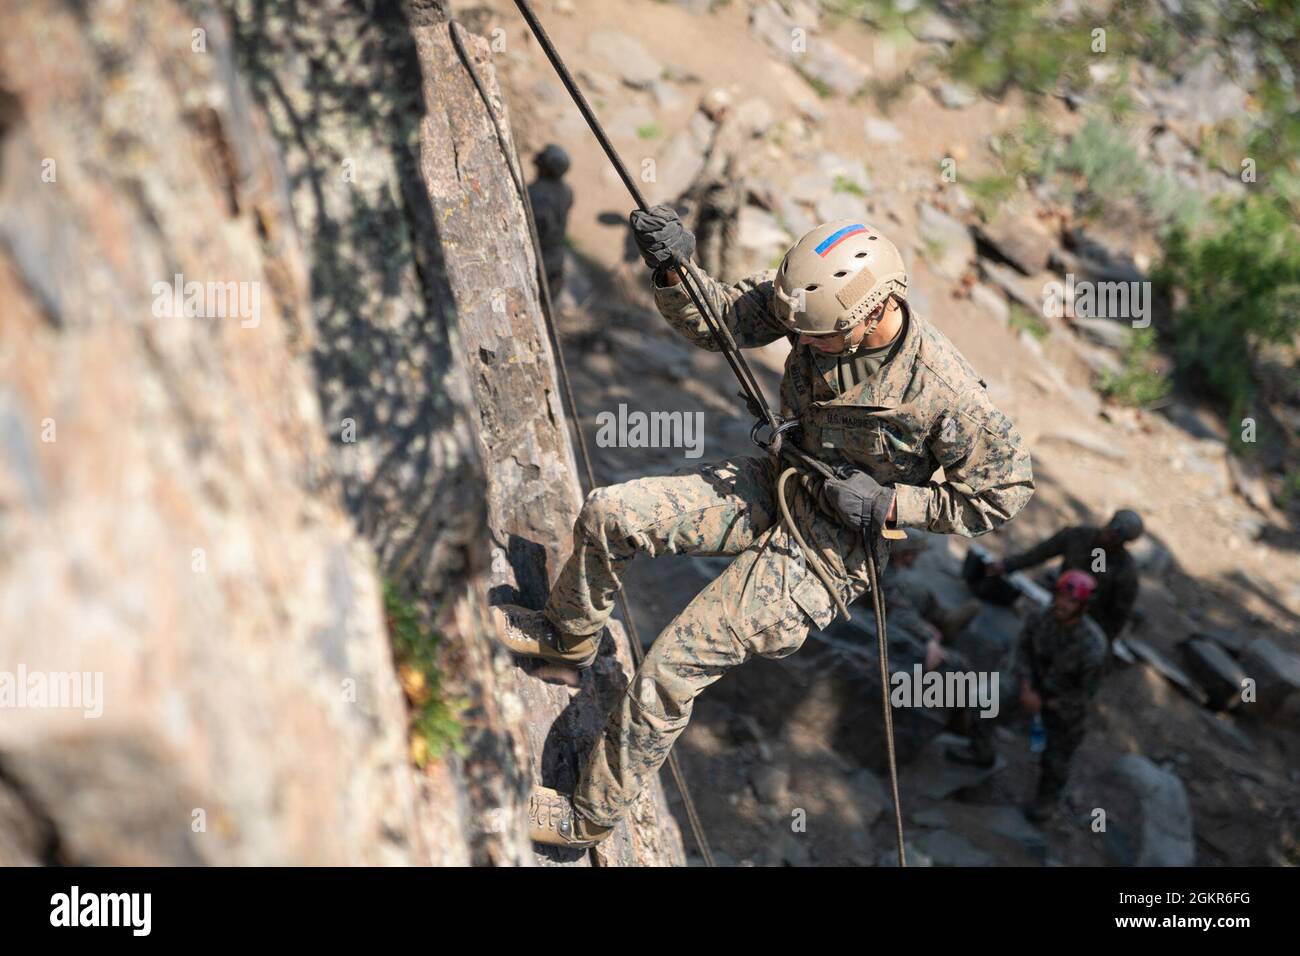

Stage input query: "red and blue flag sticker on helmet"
[{"left": 814, "top": 223, "right": 867, "bottom": 257}]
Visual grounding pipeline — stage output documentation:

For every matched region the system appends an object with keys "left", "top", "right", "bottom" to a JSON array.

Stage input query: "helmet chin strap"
[
  {"left": 863, "top": 295, "right": 892, "bottom": 335},
  {"left": 838, "top": 330, "right": 867, "bottom": 355},
  {"left": 835, "top": 304, "right": 886, "bottom": 355}
]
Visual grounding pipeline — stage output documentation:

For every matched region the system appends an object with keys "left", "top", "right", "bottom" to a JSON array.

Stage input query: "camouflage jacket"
[
  {"left": 527, "top": 177, "right": 572, "bottom": 276},
  {"left": 1014, "top": 606, "right": 1107, "bottom": 714},
  {"left": 653, "top": 267, "right": 1034, "bottom": 539},
  {"left": 1002, "top": 525, "right": 1138, "bottom": 639}
]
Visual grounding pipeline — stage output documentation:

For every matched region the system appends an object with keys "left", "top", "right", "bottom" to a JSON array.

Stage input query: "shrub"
[
  {"left": 1009, "top": 304, "right": 1050, "bottom": 340},
  {"left": 833, "top": 174, "right": 867, "bottom": 197},
  {"left": 384, "top": 582, "right": 464, "bottom": 766},
  {"left": 945, "top": 0, "right": 1094, "bottom": 96},
  {"left": 1098, "top": 327, "right": 1172, "bottom": 407},
  {"left": 1155, "top": 193, "right": 1300, "bottom": 415}
]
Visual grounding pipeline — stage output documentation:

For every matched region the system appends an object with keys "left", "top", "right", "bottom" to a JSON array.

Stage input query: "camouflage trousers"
[
  {"left": 692, "top": 181, "right": 742, "bottom": 280},
  {"left": 544, "top": 455, "right": 865, "bottom": 826},
  {"left": 1037, "top": 701, "right": 1086, "bottom": 802},
  {"left": 961, "top": 689, "right": 1086, "bottom": 801}
]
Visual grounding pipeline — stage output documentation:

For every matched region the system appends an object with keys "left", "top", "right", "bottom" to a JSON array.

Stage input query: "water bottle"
[{"left": 1029, "top": 714, "right": 1047, "bottom": 754}]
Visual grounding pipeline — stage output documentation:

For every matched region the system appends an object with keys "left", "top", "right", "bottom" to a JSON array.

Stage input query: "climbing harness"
[{"left": 485, "top": 1, "right": 907, "bottom": 867}]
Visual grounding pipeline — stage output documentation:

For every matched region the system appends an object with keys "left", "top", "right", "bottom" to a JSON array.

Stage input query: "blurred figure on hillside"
[
  {"left": 986, "top": 509, "right": 1143, "bottom": 642},
  {"left": 527, "top": 143, "right": 573, "bottom": 296},
  {"left": 680, "top": 88, "right": 748, "bottom": 279},
  {"left": 1013, "top": 570, "right": 1108, "bottom": 823},
  {"left": 885, "top": 535, "right": 980, "bottom": 673}
]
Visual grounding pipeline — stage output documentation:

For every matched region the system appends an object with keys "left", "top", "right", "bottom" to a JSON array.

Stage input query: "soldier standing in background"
[
  {"left": 1015, "top": 569, "right": 1108, "bottom": 822},
  {"left": 527, "top": 144, "right": 573, "bottom": 296},
  {"left": 681, "top": 89, "right": 750, "bottom": 280}
]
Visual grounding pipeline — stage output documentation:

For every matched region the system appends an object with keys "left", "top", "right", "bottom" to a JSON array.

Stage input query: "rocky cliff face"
[{"left": 0, "top": 0, "right": 683, "bottom": 867}]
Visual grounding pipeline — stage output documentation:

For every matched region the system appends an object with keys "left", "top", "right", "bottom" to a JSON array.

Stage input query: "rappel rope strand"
[
  {"left": 449, "top": 20, "right": 717, "bottom": 869},
  {"left": 778, "top": 463, "right": 906, "bottom": 866},
  {"left": 868, "top": 548, "right": 907, "bottom": 868},
  {"left": 776, "top": 467, "right": 851, "bottom": 623}
]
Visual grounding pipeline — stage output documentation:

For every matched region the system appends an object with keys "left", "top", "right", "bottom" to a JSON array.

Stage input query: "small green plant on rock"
[
  {"left": 1098, "top": 327, "right": 1172, "bottom": 408},
  {"left": 1009, "top": 304, "right": 1050, "bottom": 340},
  {"left": 384, "top": 582, "right": 464, "bottom": 767}
]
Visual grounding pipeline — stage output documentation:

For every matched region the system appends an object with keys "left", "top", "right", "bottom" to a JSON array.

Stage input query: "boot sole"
[{"left": 528, "top": 829, "right": 602, "bottom": 848}]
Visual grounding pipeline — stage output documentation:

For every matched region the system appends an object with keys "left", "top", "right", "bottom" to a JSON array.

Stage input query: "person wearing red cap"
[
  {"left": 986, "top": 509, "right": 1144, "bottom": 641},
  {"left": 1014, "top": 569, "right": 1109, "bottom": 822}
]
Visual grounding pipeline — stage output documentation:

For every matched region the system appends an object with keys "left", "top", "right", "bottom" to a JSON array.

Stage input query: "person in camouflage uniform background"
[
  {"left": 680, "top": 89, "right": 750, "bottom": 280},
  {"left": 495, "top": 209, "right": 1034, "bottom": 847},
  {"left": 878, "top": 535, "right": 1013, "bottom": 767},
  {"left": 527, "top": 144, "right": 573, "bottom": 296},
  {"left": 882, "top": 535, "right": 979, "bottom": 674},
  {"left": 1015, "top": 569, "right": 1109, "bottom": 822},
  {"left": 989, "top": 509, "right": 1143, "bottom": 641}
]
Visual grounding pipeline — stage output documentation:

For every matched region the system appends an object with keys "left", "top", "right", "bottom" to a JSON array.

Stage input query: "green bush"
[
  {"left": 383, "top": 582, "right": 464, "bottom": 766},
  {"left": 945, "top": 0, "right": 1095, "bottom": 96},
  {"left": 1008, "top": 304, "right": 1050, "bottom": 340},
  {"left": 966, "top": 111, "right": 1203, "bottom": 228},
  {"left": 967, "top": 112, "right": 1055, "bottom": 219},
  {"left": 1098, "top": 327, "right": 1172, "bottom": 407},
  {"left": 833, "top": 174, "right": 867, "bottom": 197},
  {"left": 1281, "top": 472, "right": 1300, "bottom": 511},
  {"left": 1155, "top": 193, "right": 1300, "bottom": 416},
  {"left": 1212, "top": 0, "right": 1300, "bottom": 218},
  {"left": 1057, "top": 118, "right": 1146, "bottom": 209},
  {"left": 1050, "top": 115, "right": 1209, "bottom": 230},
  {"left": 798, "top": 69, "right": 834, "bottom": 100}
]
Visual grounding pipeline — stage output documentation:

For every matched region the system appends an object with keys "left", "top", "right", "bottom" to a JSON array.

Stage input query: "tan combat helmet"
[
  {"left": 699, "top": 87, "right": 732, "bottom": 122},
  {"left": 773, "top": 220, "right": 908, "bottom": 336}
]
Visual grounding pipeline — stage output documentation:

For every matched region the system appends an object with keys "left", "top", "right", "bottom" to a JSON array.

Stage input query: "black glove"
[
  {"left": 821, "top": 469, "right": 893, "bottom": 530},
  {"left": 629, "top": 204, "right": 695, "bottom": 270},
  {"left": 820, "top": 468, "right": 896, "bottom": 572}
]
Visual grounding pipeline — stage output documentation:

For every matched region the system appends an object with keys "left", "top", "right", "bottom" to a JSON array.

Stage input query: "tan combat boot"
[
  {"left": 490, "top": 604, "right": 601, "bottom": 668},
  {"left": 527, "top": 786, "right": 613, "bottom": 848}
]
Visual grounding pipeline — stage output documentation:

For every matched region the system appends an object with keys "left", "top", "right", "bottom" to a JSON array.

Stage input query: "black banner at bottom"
[{"left": 0, "top": 865, "right": 1283, "bottom": 941}]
